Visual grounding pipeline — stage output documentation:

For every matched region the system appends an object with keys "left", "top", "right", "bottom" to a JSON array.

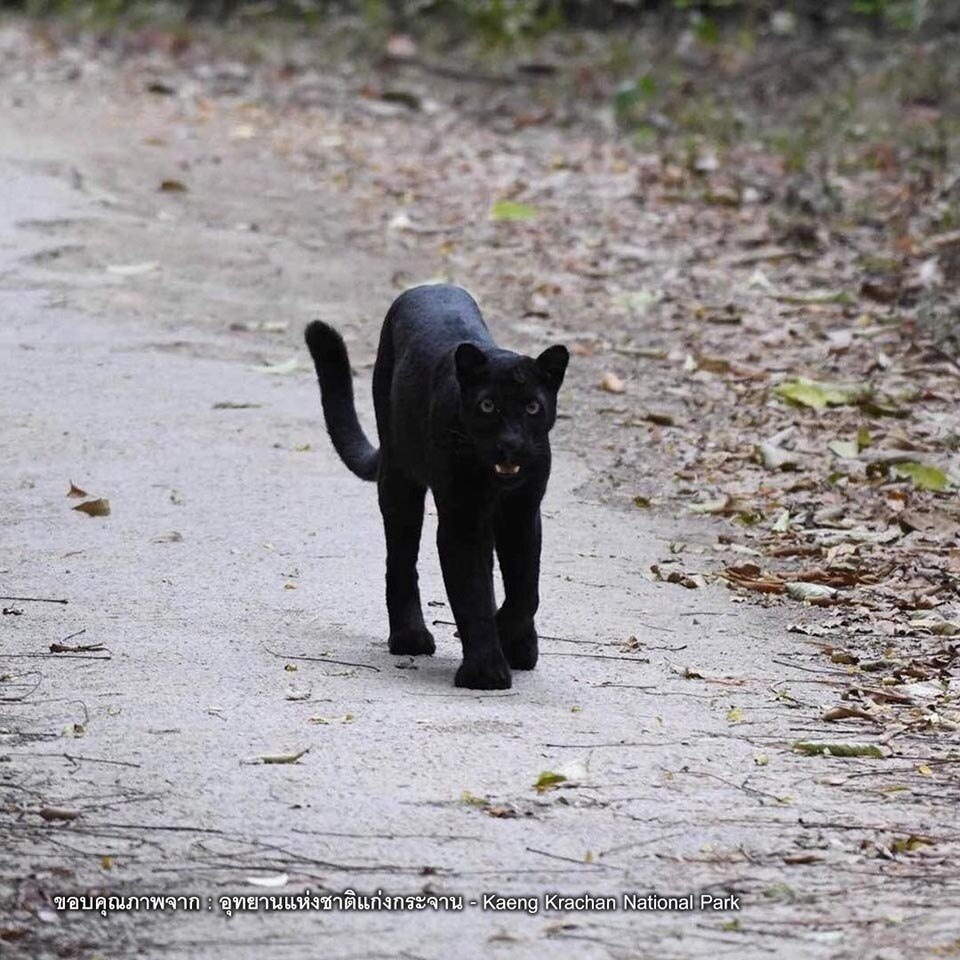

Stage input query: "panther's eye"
[
  {"left": 479, "top": 398, "right": 496, "bottom": 414},
  {"left": 525, "top": 400, "right": 541, "bottom": 415}
]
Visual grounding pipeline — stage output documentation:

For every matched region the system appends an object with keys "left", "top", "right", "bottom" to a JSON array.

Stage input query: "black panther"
[{"left": 305, "top": 284, "right": 568, "bottom": 690}]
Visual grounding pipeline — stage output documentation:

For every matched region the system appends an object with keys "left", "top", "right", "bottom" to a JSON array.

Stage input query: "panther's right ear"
[
  {"left": 536, "top": 344, "right": 569, "bottom": 390},
  {"left": 454, "top": 342, "right": 488, "bottom": 385}
]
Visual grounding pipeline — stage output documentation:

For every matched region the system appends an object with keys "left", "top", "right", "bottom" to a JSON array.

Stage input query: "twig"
[
  {"left": 0, "top": 652, "right": 111, "bottom": 660},
  {"left": 431, "top": 619, "right": 654, "bottom": 647},
  {"left": 63, "top": 754, "right": 141, "bottom": 769},
  {"left": 599, "top": 831, "right": 688, "bottom": 858},
  {"left": 0, "top": 670, "right": 42, "bottom": 702},
  {"left": 629, "top": 689, "right": 716, "bottom": 699},
  {"left": 525, "top": 846, "right": 604, "bottom": 868},
  {"left": 80, "top": 793, "right": 168, "bottom": 812},
  {"left": 689, "top": 771, "right": 788, "bottom": 804},
  {"left": 771, "top": 659, "right": 848, "bottom": 676},
  {"left": 262, "top": 645, "right": 380, "bottom": 672},
  {"left": 798, "top": 818, "right": 897, "bottom": 832},
  {"left": 539, "top": 635, "right": 615, "bottom": 646},
  {"left": 543, "top": 741, "right": 680, "bottom": 749},
  {"left": 634, "top": 622, "right": 678, "bottom": 635},
  {"left": 191, "top": 837, "right": 430, "bottom": 875},
  {"left": 74, "top": 822, "right": 226, "bottom": 834},
  {"left": 51, "top": 629, "right": 104, "bottom": 654},
  {"left": 293, "top": 827, "right": 481, "bottom": 842},
  {"left": 0, "top": 595, "right": 68, "bottom": 604},
  {"left": 1, "top": 751, "right": 142, "bottom": 769},
  {"left": 542, "top": 652, "right": 650, "bottom": 663}
]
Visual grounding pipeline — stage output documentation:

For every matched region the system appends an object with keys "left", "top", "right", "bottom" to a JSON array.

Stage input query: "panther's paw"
[
  {"left": 388, "top": 628, "right": 436, "bottom": 656},
  {"left": 454, "top": 655, "right": 512, "bottom": 690},
  {"left": 496, "top": 616, "right": 539, "bottom": 670}
]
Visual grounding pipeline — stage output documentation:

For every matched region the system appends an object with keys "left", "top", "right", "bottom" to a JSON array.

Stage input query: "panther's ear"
[
  {"left": 536, "top": 344, "right": 569, "bottom": 390},
  {"left": 455, "top": 342, "right": 488, "bottom": 385}
]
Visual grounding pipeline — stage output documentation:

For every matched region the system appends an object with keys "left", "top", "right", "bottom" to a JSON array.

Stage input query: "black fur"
[
  {"left": 304, "top": 322, "right": 380, "bottom": 481},
  {"left": 305, "top": 284, "right": 568, "bottom": 689}
]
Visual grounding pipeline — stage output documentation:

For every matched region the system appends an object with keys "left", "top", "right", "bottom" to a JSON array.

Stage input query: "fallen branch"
[
  {"left": 771, "top": 659, "right": 848, "bottom": 676},
  {"left": 262, "top": 646, "right": 380, "bottom": 672},
  {"left": 0, "top": 652, "right": 111, "bottom": 660},
  {"left": 542, "top": 651, "right": 650, "bottom": 663},
  {"left": 63, "top": 754, "right": 142, "bottom": 768},
  {"left": 50, "top": 630, "right": 105, "bottom": 654},
  {"left": 0, "top": 595, "right": 68, "bottom": 604}
]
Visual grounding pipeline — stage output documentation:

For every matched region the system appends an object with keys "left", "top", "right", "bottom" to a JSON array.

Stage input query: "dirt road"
[{"left": 1, "top": 27, "right": 957, "bottom": 960}]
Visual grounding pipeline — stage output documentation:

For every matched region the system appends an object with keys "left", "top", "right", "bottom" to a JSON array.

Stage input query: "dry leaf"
[
  {"left": 106, "top": 262, "right": 158, "bottom": 277},
  {"left": 786, "top": 581, "right": 838, "bottom": 604},
  {"left": 822, "top": 706, "right": 880, "bottom": 723},
  {"left": 151, "top": 531, "right": 183, "bottom": 543},
  {"left": 723, "top": 563, "right": 785, "bottom": 594},
  {"left": 534, "top": 757, "right": 588, "bottom": 793},
  {"left": 73, "top": 498, "right": 110, "bottom": 517},
  {"left": 490, "top": 199, "right": 539, "bottom": 222},
  {"left": 38, "top": 807, "right": 80, "bottom": 822},
  {"left": 246, "top": 874, "right": 289, "bottom": 888},
  {"left": 243, "top": 747, "right": 310, "bottom": 765},
  {"left": 599, "top": 371, "right": 625, "bottom": 393}
]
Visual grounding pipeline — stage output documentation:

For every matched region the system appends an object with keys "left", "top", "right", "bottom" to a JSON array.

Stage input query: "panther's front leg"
[
  {"left": 494, "top": 489, "right": 543, "bottom": 670},
  {"left": 435, "top": 503, "right": 511, "bottom": 690}
]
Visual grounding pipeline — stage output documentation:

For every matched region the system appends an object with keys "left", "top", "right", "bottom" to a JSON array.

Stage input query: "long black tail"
[{"left": 304, "top": 321, "right": 380, "bottom": 482}]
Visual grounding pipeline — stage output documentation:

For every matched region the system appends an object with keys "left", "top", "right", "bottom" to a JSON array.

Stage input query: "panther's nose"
[{"left": 496, "top": 437, "right": 523, "bottom": 461}]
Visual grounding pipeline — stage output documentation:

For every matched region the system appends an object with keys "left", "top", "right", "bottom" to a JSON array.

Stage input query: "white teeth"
[{"left": 495, "top": 463, "right": 520, "bottom": 476}]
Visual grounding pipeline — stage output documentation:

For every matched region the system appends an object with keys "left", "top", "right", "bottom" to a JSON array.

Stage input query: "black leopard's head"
[{"left": 453, "top": 342, "right": 569, "bottom": 484}]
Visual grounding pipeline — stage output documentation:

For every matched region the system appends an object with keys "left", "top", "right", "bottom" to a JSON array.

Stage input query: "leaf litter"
[{"left": 72, "top": 498, "right": 110, "bottom": 517}]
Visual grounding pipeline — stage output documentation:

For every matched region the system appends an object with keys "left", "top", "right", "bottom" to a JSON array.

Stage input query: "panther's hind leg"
[{"left": 379, "top": 468, "right": 435, "bottom": 655}]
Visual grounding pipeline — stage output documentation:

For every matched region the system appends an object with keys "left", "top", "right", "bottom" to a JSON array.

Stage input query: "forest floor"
[{"left": 1, "top": 15, "right": 959, "bottom": 960}]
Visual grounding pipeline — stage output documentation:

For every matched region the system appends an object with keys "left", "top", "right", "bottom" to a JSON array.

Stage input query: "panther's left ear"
[
  {"left": 536, "top": 344, "right": 569, "bottom": 390},
  {"left": 455, "top": 342, "right": 488, "bottom": 385}
]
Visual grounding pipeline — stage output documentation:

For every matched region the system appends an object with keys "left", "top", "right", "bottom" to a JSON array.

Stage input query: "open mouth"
[{"left": 494, "top": 463, "right": 521, "bottom": 477}]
